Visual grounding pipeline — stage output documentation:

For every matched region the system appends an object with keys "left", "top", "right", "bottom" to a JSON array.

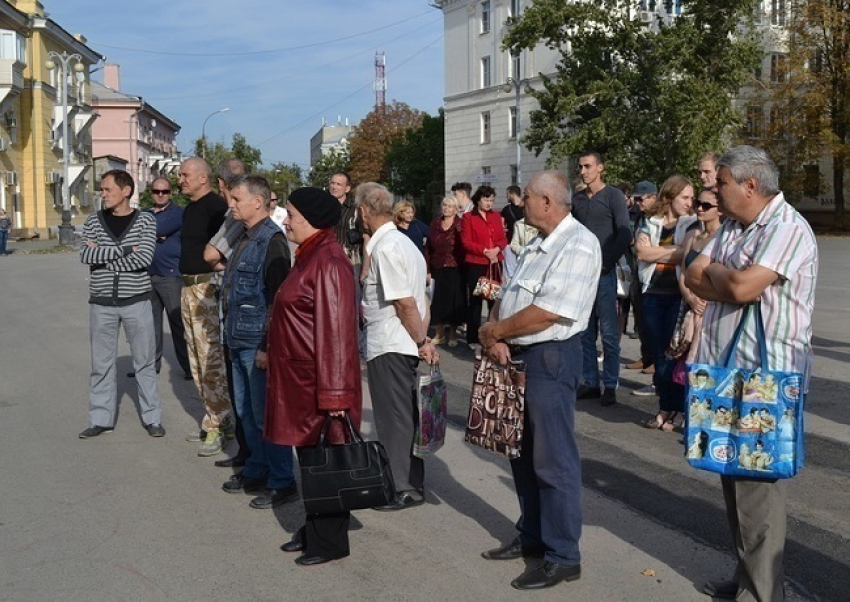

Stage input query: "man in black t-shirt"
[{"left": 178, "top": 157, "right": 232, "bottom": 457}]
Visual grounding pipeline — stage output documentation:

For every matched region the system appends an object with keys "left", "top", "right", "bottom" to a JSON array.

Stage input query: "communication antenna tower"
[{"left": 374, "top": 51, "right": 386, "bottom": 112}]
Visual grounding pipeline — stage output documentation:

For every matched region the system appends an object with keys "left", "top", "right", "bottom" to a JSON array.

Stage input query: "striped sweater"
[{"left": 80, "top": 210, "right": 157, "bottom": 306}]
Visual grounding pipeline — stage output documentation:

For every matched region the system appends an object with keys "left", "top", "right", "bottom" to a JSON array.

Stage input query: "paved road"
[{"left": 0, "top": 238, "right": 846, "bottom": 601}]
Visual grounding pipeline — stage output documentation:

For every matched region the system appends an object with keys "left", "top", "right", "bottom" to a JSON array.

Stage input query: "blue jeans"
[
  {"left": 230, "top": 347, "right": 294, "bottom": 489},
  {"left": 510, "top": 337, "right": 582, "bottom": 565},
  {"left": 641, "top": 293, "right": 683, "bottom": 412},
  {"left": 0, "top": 229, "right": 8, "bottom": 255},
  {"left": 581, "top": 269, "right": 620, "bottom": 389}
]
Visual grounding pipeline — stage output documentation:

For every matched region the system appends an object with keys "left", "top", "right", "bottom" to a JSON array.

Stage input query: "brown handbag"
[{"left": 464, "top": 354, "right": 525, "bottom": 458}]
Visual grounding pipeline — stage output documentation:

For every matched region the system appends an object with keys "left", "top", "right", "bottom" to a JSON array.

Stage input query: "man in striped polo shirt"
[
  {"left": 79, "top": 170, "right": 164, "bottom": 439},
  {"left": 686, "top": 146, "right": 818, "bottom": 601}
]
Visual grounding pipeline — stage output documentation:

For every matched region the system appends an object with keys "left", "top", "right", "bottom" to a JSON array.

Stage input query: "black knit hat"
[{"left": 288, "top": 187, "right": 342, "bottom": 229}]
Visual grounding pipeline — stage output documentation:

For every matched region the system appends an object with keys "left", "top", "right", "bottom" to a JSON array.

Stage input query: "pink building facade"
[{"left": 90, "top": 64, "right": 180, "bottom": 204}]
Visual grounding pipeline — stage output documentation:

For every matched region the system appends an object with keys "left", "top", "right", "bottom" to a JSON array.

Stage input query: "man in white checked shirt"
[
  {"left": 686, "top": 146, "right": 818, "bottom": 602},
  {"left": 478, "top": 170, "right": 601, "bottom": 591}
]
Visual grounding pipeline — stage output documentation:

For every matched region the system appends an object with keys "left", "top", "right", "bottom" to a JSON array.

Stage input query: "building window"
[
  {"left": 510, "top": 164, "right": 518, "bottom": 186},
  {"left": 481, "top": 56, "right": 491, "bottom": 88},
  {"left": 0, "top": 30, "right": 25, "bottom": 65},
  {"left": 803, "top": 165, "right": 819, "bottom": 197},
  {"left": 481, "top": 1, "right": 491, "bottom": 34},
  {"left": 770, "top": 53, "right": 788, "bottom": 83},
  {"left": 509, "top": 106, "right": 517, "bottom": 139},
  {"left": 771, "top": 0, "right": 787, "bottom": 26},
  {"left": 640, "top": 0, "right": 657, "bottom": 10},
  {"left": 744, "top": 105, "right": 763, "bottom": 138},
  {"left": 481, "top": 111, "right": 491, "bottom": 144},
  {"left": 509, "top": 0, "right": 521, "bottom": 18},
  {"left": 664, "top": 0, "right": 682, "bottom": 15},
  {"left": 769, "top": 108, "right": 784, "bottom": 140},
  {"left": 753, "top": 57, "right": 763, "bottom": 81},
  {"left": 511, "top": 52, "right": 521, "bottom": 80}
]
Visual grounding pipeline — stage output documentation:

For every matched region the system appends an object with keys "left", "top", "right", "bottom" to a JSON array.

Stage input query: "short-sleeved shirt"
[
  {"left": 179, "top": 191, "right": 228, "bottom": 275},
  {"left": 499, "top": 213, "right": 602, "bottom": 345},
  {"left": 696, "top": 192, "right": 818, "bottom": 381},
  {"left": 362, "top": 221, "right": 428, "bottom": 361}
]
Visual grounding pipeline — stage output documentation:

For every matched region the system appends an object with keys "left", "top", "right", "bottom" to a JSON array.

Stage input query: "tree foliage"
[
  {"left": 193, "top": 132, "right": 263, "bottom": 174},
  {"left": 752, "top": 0, "right": 849, "bottom": 226},
  {"left": 348, "top": 101, "right": 424, "bottom": 186},
  {"left": 503, "top": 0, "right": 762, "bottom": 184},
  {"left": 307, "top": 146, "right": 351, "bottom": 188},
  {"left": 264, "top": 162, "right": 304, "bottom": 200},
  {"left": 385, "top": 109, "right": 445, "bottom": 218}
]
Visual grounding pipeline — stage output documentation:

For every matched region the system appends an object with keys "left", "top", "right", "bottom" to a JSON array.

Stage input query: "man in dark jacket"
[{"left": 571, "top": 151, "right": 632, "bottom": 407}]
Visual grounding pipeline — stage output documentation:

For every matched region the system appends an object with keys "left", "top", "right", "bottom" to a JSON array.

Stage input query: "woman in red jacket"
[
  {"left": 460, "top": 185, "right": 508, "bottom": 348},
  {"left": 266, "top": 187, "right": 362, "bottom": 566}
]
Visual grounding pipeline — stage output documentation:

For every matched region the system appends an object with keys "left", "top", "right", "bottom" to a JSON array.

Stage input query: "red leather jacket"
[
  {"left": 460, "top": 209, "right": 508, "bottom": 266},
  {"left": 265, "top": 229, "right": 362, "bottom": 447}
]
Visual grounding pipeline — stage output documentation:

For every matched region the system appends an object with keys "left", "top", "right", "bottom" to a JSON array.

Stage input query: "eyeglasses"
[
  {"left": 695, "top": 201, "right": 718, "bottom": 211},
  {"left": 633, "top": 195, "right": 644, "bottom": 203},
  {"left": 152, "top": 189, "right": 171, "bottom": 195}
]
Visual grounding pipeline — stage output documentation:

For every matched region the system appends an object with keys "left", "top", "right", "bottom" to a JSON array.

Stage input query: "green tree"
[
  {"left": 755, "top": 0, "right": 849, "bottom": 227},
  {"left": 307, "top": 146, "right": 351, "bottom": 188},
  {"left": 348, "top": 101, "right": 424, "bottom": 185},
  {"left": 385, "top": 109, "right": 445, "bottom": 218},
  {"left": 193, "top": 132, "right": 263, "bottom": 174},
  {"left": 261, "top": 162, "right": 304, "bottom": 200},
  {"left": 503, "top": 0, "right": 763, "bottom": 183}
]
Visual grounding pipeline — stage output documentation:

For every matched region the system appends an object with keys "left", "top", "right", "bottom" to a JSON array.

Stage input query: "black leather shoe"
[
  {"left": 600, "top": 389, "right": 617, "bottom": 406},
  {"left": 214, "top": 456, "right": 247, "bottom": 468},
  {"left": 511, "top": 560, "right": 581, "bottom": 590},
  {"left": 221, "top": 473, "right": 267, "bottom": 494},
  {"left": 295, "top": 554, "right": 344, "bottom": 566},
  {"left": 703, "top": 580, "right": 738, "bottom": 599},
  {"left": 280, "top": 540, "right": 305, "bottom": 553},
  {"left": 576, "top": 385, "right": 601, "bottom": 400},
  {"left": 481, "top": 537, "right": 545, "bottom": 560},
  {"left": 249, "top": 484, "right": 300, "bottom": 509},
  {"left": 373, "top": 490, "right": 425, "bottom": 512},
  {"left": 79, "top": 425, "right": 114, "bottom": 439}
]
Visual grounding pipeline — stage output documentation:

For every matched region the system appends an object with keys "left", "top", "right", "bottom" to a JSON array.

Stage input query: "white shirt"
[
  {"left": 270, "top": 206, "right": 287, "bottom": 232},
  {"left": 499, "top": 213, "right": 602, "bottom": 345},
  {"left": 362, "top": 221, "right": 428, "bottom": 361}
]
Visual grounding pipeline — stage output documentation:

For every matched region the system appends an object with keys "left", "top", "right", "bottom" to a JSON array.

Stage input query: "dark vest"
[{"left": 224, "top": 219, "right": 279, "bottom": 350}]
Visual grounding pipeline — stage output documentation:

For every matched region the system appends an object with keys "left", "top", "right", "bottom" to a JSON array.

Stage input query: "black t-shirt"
[
  {"left": 501, "top": 203, "right": 524, "bottom": 242},
  {"left": 103, "top": 210, "right": 136, "bottom": 240},
  {"left": 179, "top": 191, "right": 228, "bottom": 275}
]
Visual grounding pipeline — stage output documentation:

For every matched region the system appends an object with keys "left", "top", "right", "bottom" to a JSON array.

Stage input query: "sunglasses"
[
  {"left": 152, "top": 189, "right": 171, "bottom": 195},
  {"left": 695, "top": 201, "right": 718, "bottom": 211}
]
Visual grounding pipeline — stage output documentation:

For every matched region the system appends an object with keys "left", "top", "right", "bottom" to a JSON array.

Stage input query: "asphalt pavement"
[{"left": 1, "top": 238, "right": 847, "bottom": 601}]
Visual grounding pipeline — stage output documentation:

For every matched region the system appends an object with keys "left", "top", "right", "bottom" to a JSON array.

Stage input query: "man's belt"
[
  {"left": 508, "top": 341, "right": 547, "bottom": 356},
  {"left": 182, "top": 273, "right": 213, "bottom": 285}
]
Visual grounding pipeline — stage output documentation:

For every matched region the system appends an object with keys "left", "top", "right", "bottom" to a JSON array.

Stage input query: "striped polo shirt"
[
  {"left": 696, "top": 192, "right": 818, "bottom": 382},
  {"left": 499, "top": 213, "right": 602, "bottom": 345},
  {"left": 80, "top": 210, "right": 157, "bottom": 306}
]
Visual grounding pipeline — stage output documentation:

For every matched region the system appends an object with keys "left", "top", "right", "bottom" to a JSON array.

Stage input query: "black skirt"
[{"left": 430, "top": 266, "right": 466, "bottom": 326}]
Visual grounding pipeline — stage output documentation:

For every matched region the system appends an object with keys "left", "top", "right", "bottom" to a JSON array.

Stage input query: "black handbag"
[{"left": 298, "top": 415, "right": 396, "bottom": 514}]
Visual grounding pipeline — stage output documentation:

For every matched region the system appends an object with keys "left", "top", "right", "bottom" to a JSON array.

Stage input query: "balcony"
[{"left": 0, "top": 58, "right": 24, "bottom": 105}]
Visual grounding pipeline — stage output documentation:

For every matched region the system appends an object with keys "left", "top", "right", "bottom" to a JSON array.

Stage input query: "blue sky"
[{"left": 43, "top": 0, "right": 445, "bottom": 171}]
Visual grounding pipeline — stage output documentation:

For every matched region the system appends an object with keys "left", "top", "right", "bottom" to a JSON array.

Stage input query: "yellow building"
[{"left": 2, "top": 0, "right": 101, "bottom": 238}]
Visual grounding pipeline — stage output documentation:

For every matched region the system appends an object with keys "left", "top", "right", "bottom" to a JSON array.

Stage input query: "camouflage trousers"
[{"left": 181, "top": 281, "right": 231, "bottom": 430}]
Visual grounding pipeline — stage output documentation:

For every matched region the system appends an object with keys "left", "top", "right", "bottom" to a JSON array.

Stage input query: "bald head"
[{"left": 179, "top": 158, "right": 213, "bottom": 201}]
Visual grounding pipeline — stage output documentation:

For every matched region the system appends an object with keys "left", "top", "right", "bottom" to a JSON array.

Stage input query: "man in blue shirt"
[{"left": 132, "top": 177, "right": 191, "bottom": 380}]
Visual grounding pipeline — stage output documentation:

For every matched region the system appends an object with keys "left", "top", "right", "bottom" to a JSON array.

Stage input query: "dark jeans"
[
  {"left": 230, "top": 347, "right": 294, "bottom": 489},
  {"left": 641, "top": 293, "right": 683, "bottom": 412},
  {"left": 510, "top": 337, "right": 582, "bottom": 565},
  {"left": 149, "top": 275, "right": 191, "bottom": 375},
  {"left": 0, "top": 229, "right": 8, "bottom": 255},
  {"left": 581, "top": 269, "right": 620, "bottom": 389}
]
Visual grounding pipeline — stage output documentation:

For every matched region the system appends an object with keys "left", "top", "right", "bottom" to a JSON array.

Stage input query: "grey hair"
[
  {"left": 216, "top": 158, "right": 246, "bottom": 187},
  {"left": 355, "top": 182, "right": 394, "bottom": 218},
  {"left": 717, "top": 146, "right": 780, "bottom": 197},
  {"left": 228, "top": 174, "right": 271, "bottom": 206},
  {"left": 527, "top": 170, "right": 572, "bottom": 208}
]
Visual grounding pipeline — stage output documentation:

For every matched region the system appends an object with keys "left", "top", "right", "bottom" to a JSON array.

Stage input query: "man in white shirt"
[
  {"left": 478, "top": 170, "right": 601, "bottom": 591},
  {"left": 357, "top": 182, "right": 439, "bottom": 511}
]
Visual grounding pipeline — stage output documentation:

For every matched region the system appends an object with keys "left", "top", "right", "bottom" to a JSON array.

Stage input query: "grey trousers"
[
  {"left": 150, "top": 275, "right": 191, "bottom": 375},
  {"left": 721, "top": 476, "right": 788, "bottom": 602},
  {"left": 366, "top": 353, "right": 423, "bottom": 492},
  {"left": 89, "top": 301, "right": 161, "bottom": 427}
]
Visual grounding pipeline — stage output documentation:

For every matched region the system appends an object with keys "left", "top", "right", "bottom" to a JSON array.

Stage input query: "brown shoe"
[
  {"left": 625, "top": 359, "right": 645, "bottom": 370},
  {"left": 641, "top": 364, "right": 655, "bottom": 375}
]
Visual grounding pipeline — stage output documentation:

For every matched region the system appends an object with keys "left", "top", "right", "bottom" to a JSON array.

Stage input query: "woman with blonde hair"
[
  {"left": 635, "top": 175, "right": 696, "bottom": 430},
  {"left": 394, "top": 201, "right": 429, "bottom": 254},
  {"left": 424, "top": 196, "right": 466, "bottom": 346}
]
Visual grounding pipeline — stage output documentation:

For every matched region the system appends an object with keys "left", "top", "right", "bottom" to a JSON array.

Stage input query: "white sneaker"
[
  {"left": 632, "top": 385, "right": 656, "bottom": 397},
  {"left": 198, "top": 428, "right": 227, "bottom": 457}
]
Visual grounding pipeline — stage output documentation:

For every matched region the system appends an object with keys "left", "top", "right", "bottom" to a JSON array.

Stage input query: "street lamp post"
[
  {"left": 46, "top": 51, "right": 86, "bottom": 246},
  {"left": 503, "top": 77, "right": 530, "bottom": 186},
  {"left": 201, "top": 107, "right": 229, "bottom": 159}
]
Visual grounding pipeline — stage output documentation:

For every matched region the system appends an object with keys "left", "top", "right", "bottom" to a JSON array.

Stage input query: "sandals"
[
  {"left": 644, "top": 411, "right": 670, "bottom": 429},
  {"left": 661, "top": 412, "right": 683, "bottom": 432}
]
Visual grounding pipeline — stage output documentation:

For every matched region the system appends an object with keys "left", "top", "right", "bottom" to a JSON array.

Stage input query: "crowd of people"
[{"left": 74, "top": 144, "right": 817, "bottom": 598}]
